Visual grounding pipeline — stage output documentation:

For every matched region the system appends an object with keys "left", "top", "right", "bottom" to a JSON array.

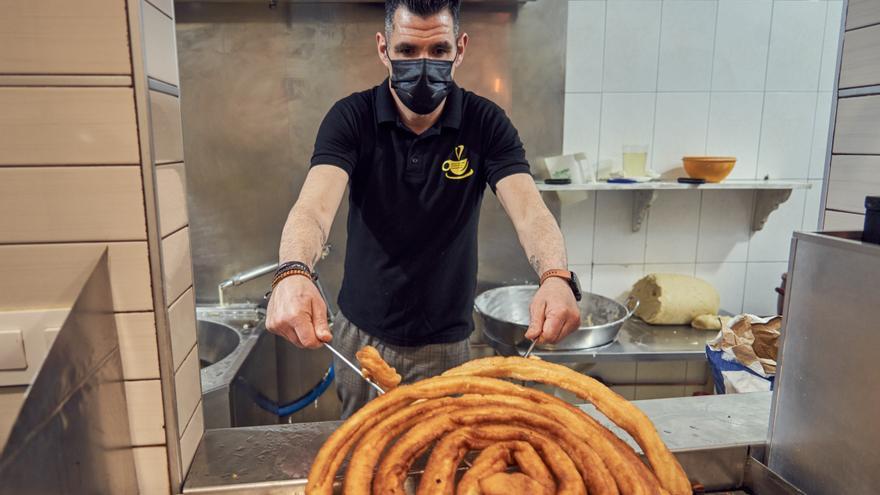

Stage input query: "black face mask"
[{"left": 389, "top": 57, "right": 455, "bottom": 115}]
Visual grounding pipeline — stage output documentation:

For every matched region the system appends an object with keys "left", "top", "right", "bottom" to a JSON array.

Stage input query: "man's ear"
[
  {"left": 454, "top": 33, "right": 469, "bottom": 67},
  {"left": 377, "top": 32, "right": 391, "bottom": 71}
]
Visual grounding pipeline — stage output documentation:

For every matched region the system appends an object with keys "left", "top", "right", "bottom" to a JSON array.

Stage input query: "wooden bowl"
[{"left": 682, "top": 156, "right": 736, "bottom": 183}]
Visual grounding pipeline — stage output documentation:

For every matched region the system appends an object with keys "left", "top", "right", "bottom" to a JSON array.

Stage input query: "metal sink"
[
  {"left": 196, "top": 304, "right": 278, "bottom": 429},
  {"left": 197, "top": 320, "right": 240, "bottom": 369}
]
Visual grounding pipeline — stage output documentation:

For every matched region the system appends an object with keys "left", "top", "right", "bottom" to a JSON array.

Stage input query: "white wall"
[{"left": 562, "top": 0, "right": 843, "bottom": 315}]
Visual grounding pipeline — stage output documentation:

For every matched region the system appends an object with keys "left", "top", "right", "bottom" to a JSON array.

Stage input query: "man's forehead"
[{"left": 391, "top": 7, "right": 455, "bottom": 43}]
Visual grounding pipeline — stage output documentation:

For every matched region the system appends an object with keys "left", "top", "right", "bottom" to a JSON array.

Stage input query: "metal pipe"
[
  {"left": 218, "top": 262, "right": 278, "bottom": 306},
  {"left": 217, "top": 245, "right": 332, "bottom": 306}
]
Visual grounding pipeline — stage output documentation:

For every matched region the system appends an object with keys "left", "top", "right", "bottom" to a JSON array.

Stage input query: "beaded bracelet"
[{"left": 271, "top": 268, "right": 315, "bottom": 289}]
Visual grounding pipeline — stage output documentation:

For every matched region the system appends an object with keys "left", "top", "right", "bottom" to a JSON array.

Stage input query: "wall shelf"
[{"left": 536, "top": 180, "right": 813, "bottom": 233}]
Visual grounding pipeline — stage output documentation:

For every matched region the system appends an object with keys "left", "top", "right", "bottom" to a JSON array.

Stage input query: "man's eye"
[{"left": 433, "top": 48, "right": 449, "bottom": 56}]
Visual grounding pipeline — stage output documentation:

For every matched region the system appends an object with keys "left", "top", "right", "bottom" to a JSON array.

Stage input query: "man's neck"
[{"left": 389, "top": 80, "right": 446, "bottom": 135}]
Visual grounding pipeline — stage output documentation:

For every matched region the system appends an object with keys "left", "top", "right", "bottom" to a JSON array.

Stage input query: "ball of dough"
[
  {"left": 691, "top": 314, "right": 731, "bottom": 330},
  {"left": 630, "top": 273, "right": 720, "bottom": 325}
]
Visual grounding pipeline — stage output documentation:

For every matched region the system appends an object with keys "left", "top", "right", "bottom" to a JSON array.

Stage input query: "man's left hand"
[{"left": 525, "top": 277, "right": 581, "bottom": 344}]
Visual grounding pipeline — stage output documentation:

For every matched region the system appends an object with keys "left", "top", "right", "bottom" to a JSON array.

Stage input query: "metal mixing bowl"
[{"left": 474, "top": 285, "right": 638, "bottom": 351}]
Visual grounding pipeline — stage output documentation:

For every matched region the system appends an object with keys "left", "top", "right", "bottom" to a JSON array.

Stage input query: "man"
[{"left": 266, "top": 0, "right": 582, "bottom": 418}]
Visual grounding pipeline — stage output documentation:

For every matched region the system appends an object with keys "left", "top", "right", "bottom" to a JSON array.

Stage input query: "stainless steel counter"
[
  {"left": 523, "top": 318, "right": 716, "bottom": 363},
  {"left": 183, "top": 392, "right": 771, "bottom": 494}
]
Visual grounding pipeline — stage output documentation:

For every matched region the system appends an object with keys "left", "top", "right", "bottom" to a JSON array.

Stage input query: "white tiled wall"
[{"left": 563, "top": 0, "right": 841, "bottom": 315}]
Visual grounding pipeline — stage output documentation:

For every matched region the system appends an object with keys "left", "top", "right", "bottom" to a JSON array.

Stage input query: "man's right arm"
[{"left": 266, "top": 165, "right": 348, "bottom": 349}]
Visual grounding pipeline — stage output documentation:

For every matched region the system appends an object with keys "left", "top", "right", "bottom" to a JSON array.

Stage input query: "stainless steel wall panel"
[
  {"left": 176, "top": 2, "right": 564, "bottom": 423},
  {"left": 768, "top": 232, "right": 880, "bottom": 494},
  {"left": 175, "top": 0, "right": 565, "bottom": 306}
]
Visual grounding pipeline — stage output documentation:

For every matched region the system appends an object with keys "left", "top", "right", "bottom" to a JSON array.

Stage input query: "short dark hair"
[{"left": 385, "top": 0, "right": 461, "bottom": 38}]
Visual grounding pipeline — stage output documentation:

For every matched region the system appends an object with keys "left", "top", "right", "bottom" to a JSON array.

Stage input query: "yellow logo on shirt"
[{"left": 441, "top": 145, "right": 473, "bottom": 180}]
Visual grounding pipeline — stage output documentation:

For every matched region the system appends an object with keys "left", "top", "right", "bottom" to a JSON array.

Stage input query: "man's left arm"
[{"left": 496, "top": 173, "right": 581, "bottom": 344}]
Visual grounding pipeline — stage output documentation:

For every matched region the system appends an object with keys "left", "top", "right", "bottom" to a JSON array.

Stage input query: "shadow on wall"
[{"left": 0, "top": 250, "right": 137, "bottom": 493}]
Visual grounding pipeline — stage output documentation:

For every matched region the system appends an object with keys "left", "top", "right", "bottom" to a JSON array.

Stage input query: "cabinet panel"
[
  {"left": 179, "top": 401, "right": 203, "bottom": 476},
  {"left": 116, "top": 312, "right": 159, "bottom": 381},
  {"left": 833, "top": 95, "right": 880, "bottom": 154},
  {"left": 846, "top": 0, "right": 880, "bottom": 31},
  {"left": 0, "top": 166, "right": 146, "bottom": 243},
  {"left": 840, "top": 24, "right": 880, "bottom": 89},
  {"left": 174, "top": 345, "right": 201, "bottom": 442},
  {"left": 132, "top": 447, "right": 171, "bottom": 495},
  {"left": 826, "top": 155, "right": 880, "bottom": 213},
  {"left": 0, "top": 0, "right": 130, "bottom": 75},
  {"left": 147, "top": 0, "right": 175, "bottom": 18},
  {"left": 168, "top": 288, "right": 197, "bottom": 372},
  {"left": 150, "top": 91, "right": 184, "bottom": 165},
  {"left": 125, "top": 380, "right": 165, "bottom": 446},
  {"left": 824, "top": 210, "right": 865, "bottom": 230},
  {"left": 156, "top": 162, "right": 189, "bottom": 237},
  {"left": 162, "top": 227, "right": 193, "bottom": 305},
  {"left": 0, "top": 88, "right": 139, "bottom": 166},
  {"left": 143, "top": 1, "right": 179, "bottom": 86},
  {"left": 0, "top": 242, "right": 151, "bottom": 312}
]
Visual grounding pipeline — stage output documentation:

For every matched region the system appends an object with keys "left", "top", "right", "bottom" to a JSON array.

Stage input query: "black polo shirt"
[{"left": 310, "top": 79, "right": 530, "bottom": 346}]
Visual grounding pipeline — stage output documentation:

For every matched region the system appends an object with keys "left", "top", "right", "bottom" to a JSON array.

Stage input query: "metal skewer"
[
  {"left": 324, "top": 342, "right": 385, "bottom": 395},
  {"left": 522, "top": 339, "right": 537, "bottom": 358}
]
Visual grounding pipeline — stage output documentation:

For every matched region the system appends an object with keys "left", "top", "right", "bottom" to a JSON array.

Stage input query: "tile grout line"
[
  {"left": 592, "top": 0, "right": 608, "bottom": 172},
  {"left": 754, "top": 0, "right": 776, "bottom": 181},
  {"left": 640, "top": 0, "right": 656, "bottom": 271},
  {"left": 693, "top": 190, "right": 705, "bottom": 270},
  {"left": 590, "top": 0, "right": 607, "bottom": 278},
  {"left": 704, "top": 0, "right": 721, "bottom": 153},
  {"left": 741, "top": 189, "right": 758, "bottom": 312},
  {"left": 647, "top": 0, "right": 664, "bottom": 172},
  {"left": 641, "top": 0, "right": 665, "bottom": 268},
  {"left": 589, "top": 191, "right": 599, "bottom": 291},
  {"left": 814, "top": 1, "right": 832, "bottom": 92}
]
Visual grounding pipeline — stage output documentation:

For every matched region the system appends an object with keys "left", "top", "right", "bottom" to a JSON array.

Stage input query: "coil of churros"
[{"left": 306, "top": 355, "right": 691, "bottom": 495}]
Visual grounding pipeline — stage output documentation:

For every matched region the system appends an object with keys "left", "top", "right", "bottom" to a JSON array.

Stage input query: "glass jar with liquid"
[{"left": 622, "top": 145, "right": 648, "bottom": 178}]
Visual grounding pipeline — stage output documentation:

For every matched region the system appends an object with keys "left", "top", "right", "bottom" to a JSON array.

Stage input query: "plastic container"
[{"left": 864, "top": 196, "right": 880, "bottom": 245}]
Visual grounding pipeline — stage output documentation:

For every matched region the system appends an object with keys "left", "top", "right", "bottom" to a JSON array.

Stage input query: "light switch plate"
[
  {"left": 0, "top": 309, "right": 69, "bottom": 386},
  {"left": 0, "top": 330, "right": 26, "bottom": 370}
]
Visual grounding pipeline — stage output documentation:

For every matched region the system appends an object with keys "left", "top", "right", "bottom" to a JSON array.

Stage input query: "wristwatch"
[{"left": 540, "top": 269, "right": 582, "bottom": 302}]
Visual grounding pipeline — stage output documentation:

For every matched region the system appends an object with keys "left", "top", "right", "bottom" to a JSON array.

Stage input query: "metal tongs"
[
  {"left": 307, "top": 272, "right": 386, "bottom": 395},
  {"left": 523, "top": 338, "right": 538, "bottom": 358},
  {"left": 324, "top": 342, "right": 386, "bottom": 395}
]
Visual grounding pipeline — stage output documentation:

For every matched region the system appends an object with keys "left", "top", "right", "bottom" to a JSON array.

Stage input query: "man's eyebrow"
[
  {"left": 432, "top": 41, "right": 453, "bottom": 50},
  {"left": 393, "top": 42, "right": 417, "bottom": 51}
]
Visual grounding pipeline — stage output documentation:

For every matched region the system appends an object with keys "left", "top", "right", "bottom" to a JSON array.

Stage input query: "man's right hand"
[{"left": 266, "top": 275, "right": 332, "bottom": 349}]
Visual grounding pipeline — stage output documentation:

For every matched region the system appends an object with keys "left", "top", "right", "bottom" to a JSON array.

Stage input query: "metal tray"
[{"left": 474, "top": 285, "right": 638, "bottom": 351}]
